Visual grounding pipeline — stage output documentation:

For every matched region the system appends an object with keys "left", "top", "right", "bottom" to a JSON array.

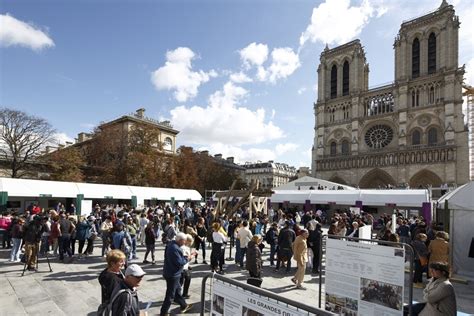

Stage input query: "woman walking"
[
  {"left": 210, "top": 222, "right": 227, "bottom": 274},
  {"left": 143, "top": 222, "right": 156, "bottom": 264}
]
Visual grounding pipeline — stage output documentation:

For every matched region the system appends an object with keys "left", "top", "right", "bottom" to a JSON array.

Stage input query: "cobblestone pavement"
[{"left": 0, "top": 241, "right": 473, "bottom": 316}]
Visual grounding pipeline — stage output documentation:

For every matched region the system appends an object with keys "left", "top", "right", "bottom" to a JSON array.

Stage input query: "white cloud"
[
  {"left": 239, "top": 42, "right": 269, "bottom": 67},
  {"left": 298, "top": 87, "right": 307, "bottom": 95},
  {"left": 202, "top": 144, "right": 276, "bottom": 164},
  {"left": 299, "top": 0, "right": 387, "bottom": 47},
  {"left": 275, "top": 143, "right": 299, "bottom": 155},
  {"left": 263, "top": 47, "right": 301, "bottom": 83},
  {"left": 170, "top": 81, "right": 284, "bottom": 146},
  {"left": 229, "top": 71, "right": 253, "bottom": 83},
  {"left": 54, "top": 132, "right": 74, "bottom": 145},
  {"left": 0, "top": 13, "right": 54, "bottom": 50},
  {"left": 150, "top": 47, "right": 217, "bottom": 102}
]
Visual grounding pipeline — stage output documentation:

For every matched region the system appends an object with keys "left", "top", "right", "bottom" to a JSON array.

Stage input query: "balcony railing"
[{"left": 316, "top": 143, "right": 456, "bottom": 171}]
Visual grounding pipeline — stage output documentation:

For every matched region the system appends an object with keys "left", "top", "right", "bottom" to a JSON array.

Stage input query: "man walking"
[
  {"left": 110, "top": 264, "right": 145, "bottom": 316},
  {"left": 292, "top": 229, "right": 309, "bottom": 289},
  {"left": 237, "top": 221, "right": 253, "bottom": 268},
  {"left": 160, "top": 232, "right": 193, "bottom": 315},
  {"left": 275, "top": 221, "right": 296, "bottom": 273}
]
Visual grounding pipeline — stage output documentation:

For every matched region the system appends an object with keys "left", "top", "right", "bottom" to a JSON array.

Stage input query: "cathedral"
[{"left": 311, "top": 0, "right": 468, "bottom": 189}]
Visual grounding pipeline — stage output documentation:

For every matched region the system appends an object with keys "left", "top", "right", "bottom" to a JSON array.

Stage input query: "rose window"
[{"left": 364, "top": 125, "right": 393, "bottom": 149}]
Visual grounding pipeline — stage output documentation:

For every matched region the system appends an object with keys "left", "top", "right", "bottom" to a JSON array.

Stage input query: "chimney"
[
  {"left": 65, "top": 141, "right": 73, "bottom": 146},
  {"left": 226, "top": 157, "right": 234, "bottom": 163},
  {"left": 201, "top": 150, "right": 209, "bottom": 155},
  {"left": 214, "top": 154, "right": 223, "bottom": 159},
  {"left": 78, "top": 132, "right": 88, "bottom": 142},
  {"left": 136, "top": 108, "right": 145, "bottom": 118}
]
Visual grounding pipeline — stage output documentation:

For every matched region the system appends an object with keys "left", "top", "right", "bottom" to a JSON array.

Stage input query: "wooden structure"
[{"left": 214, "top": 180, "right": 272, "bottom": 219}]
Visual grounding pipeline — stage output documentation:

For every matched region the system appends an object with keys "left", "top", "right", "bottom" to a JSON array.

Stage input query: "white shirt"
[
  {"left": 238, "top": 227, "right": 253, "bottom": 248},
  {"left": 212, "top": 231, "right": 227, "bottom": 244},
  {"left": 181, "top": 245, "right": 191, "bottom": 270}
]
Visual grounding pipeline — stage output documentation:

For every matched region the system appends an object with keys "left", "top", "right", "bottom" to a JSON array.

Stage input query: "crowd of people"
[{"left": 0, "top": 202, "right": 457, "bottom": 316}]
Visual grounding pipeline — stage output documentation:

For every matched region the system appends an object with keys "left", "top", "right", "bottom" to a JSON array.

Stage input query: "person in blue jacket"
[{"left": 160, "top": 232, "right": 193, "bottom": 315}]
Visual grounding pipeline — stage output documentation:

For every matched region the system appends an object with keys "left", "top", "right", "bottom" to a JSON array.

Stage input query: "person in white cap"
[{"left": 110, "top": 263, "right": 145, "bottom": 316}]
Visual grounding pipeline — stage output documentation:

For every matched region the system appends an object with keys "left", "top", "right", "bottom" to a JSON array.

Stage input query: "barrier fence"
[{"left": 200, "top": 272, "right": 336, "bottom": 316}]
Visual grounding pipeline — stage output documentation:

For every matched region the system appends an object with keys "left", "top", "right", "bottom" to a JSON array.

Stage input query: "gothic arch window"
[
  {"left": 330, "top": 141, "right": 337, "bottom": 156},
  {"left": 411, "top": 90, "right": 420, "bottom": 107},
  {"left": 428, "top": 127, "right": 438, "bottom": 145},
  {"left": 412, "top": 38, "right": 420, "bottom": 78},
  {"left": 343, "top": 61, "right": 349, "bottom": 96},
  {"left": 412, "top": 130, "right": 421, "bottom": 145},
  {"left": 428, "top": 32, "right": 436, "bottom": 74},
  {"left": 341, "top": 140, "right": 349, "bottom": 155},
  {"left": 330, "top": 65, "right": 337, "bottom": 99},
  {"left": 429, "top": 86, "right": 435, "bottom": 104}
]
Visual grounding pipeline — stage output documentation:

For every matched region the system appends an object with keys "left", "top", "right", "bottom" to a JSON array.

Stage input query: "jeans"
[
  {"left": 130, "top": 235, "right": 137, "bottom": 259},
  {"left": 160, "top": 276, "right": 186, "bottom": 315},
  {"left": 59, "top": 235, "right": 72, "bottom": 260},
  {"left": 85, "top": 238, "right": 94, "bottom": 254},
  {"left": 25, "top": 242, "right": 38, "bottom": 268},
  {"left": 10, "top": 237, "right": 22, "bottom": 261},
  {"left": 269, "top": 244, "right": 277, "bottom": 266},
  {"left": 234, "top": 239, "right": 241, "bottom": 264}
]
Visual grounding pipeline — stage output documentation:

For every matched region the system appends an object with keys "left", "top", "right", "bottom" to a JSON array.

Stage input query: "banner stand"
[{"left": 319, "top": 235, "right": 415, "bottom": 316}]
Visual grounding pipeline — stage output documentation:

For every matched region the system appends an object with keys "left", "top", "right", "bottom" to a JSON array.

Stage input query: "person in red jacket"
[{"left": 0, "top": 211, "right": 13, "bottom": 249}]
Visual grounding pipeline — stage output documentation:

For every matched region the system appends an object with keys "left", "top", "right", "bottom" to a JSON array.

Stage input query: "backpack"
[{"left": 97, "top": 289, "right": 131, "bottom": 316}]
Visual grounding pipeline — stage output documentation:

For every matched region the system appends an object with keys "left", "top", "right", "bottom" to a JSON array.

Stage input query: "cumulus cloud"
[
  {"left": 240, "top": 44, "right": 300, "bottom": 84},
  {"left": 0, "top": 13, "right": 54, "bottom": 50},
  {"left": 151, "top": 47, "right": 217, "bottom": 102},
  {"left": 229, "top": 71, "right": 253, "bottom": 83},
  {"left": 170, "top": 81, "right": 283, "bottom": 146},
  {"left": 299, "top": 0, "right": 387, "bottom": 47},
  {"left": 258, "top": 47, "right": 301, "bottom": 83},
  {"left": 239, "top": 42, "right": 269, "bottom": 67}
]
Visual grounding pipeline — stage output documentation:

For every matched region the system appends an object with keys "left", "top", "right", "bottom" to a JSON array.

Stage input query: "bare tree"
[{"left": 0, "top": 108, "right": 56, "bottom": 178}]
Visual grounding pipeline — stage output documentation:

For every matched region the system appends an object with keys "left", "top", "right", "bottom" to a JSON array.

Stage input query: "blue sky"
[{"left": 1, "top": 0, "right": 473, "bottom": 168}]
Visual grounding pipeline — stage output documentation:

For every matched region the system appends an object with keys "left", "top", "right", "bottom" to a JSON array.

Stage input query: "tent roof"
[
  {"left": 274, "top": 176, "right": 356, "bottom": 191},
  {"left": 0, "top": 177, "right": 202, "bottom": 201},
  {"left": 438, "top": 181, "right": 474, "bottom": 210},
  {"left": 271, "top": 189, "right": 429, "bottom": 207}
]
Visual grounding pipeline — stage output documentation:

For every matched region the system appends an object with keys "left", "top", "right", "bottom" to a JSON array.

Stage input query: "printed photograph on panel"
[
  {"left": 242, "top": 306, "right": 264, "bottom": 316},
  {"left": 360, "top": 277, "right": 403, "bottom": 311}
]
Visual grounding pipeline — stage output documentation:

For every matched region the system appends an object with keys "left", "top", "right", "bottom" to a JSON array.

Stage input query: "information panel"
[
  {"left": 211, "top": 278, "right": 311, "bottom": 316},
  {"left": 325, "top": 238, "right": 405, "bottom": 316}
]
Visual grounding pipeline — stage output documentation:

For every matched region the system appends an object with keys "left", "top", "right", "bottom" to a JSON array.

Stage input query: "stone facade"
[
  {"left": 244, "top": 161, "right": 297, "bottom": 190},
  {"left": 312, "top": 1, "right": 468, "bottom": 188}
]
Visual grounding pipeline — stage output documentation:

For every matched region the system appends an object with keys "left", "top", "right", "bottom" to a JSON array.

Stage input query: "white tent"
[
  {"left": 274, "top": 176, "right": 356, "bottom": 191},
  {"left": 0, "top": 177, "right": 202, "bottom": 201},
  {"left": 438, "top": 182, "right": 474, "bottom": 280},
  {"left": 271, "top": 189, "right": 429, "bottom": 208}
]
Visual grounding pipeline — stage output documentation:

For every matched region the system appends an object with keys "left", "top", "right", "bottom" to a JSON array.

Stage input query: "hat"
[
  {"left": 125, "top": 264, "right": 146, "bottom": 277},
  {"left": 429, "top": 262, "right": 450, "bottom": 276}
]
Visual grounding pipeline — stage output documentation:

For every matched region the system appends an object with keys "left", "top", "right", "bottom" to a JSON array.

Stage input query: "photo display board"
[
  {"left": 211, "top": 278, "right": 312, "bottom": 316},
  {"left": 325, "top": 238, "right": 405, "bottom": 316}
]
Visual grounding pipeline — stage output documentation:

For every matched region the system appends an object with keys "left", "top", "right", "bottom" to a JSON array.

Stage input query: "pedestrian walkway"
[{"left": 0, "top": 241, "right": 473, "bottom": 315}]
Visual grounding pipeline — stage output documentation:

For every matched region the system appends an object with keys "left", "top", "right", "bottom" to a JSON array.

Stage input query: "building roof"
[
  {"left": 99, "top": 110, "right": 179, "bottom": 135},
  {"left": 274, "top": 176, "right": 355, "bottom": 191},
  {"left": 0, "top": 177, "right": 202, "bottom": 201}
]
